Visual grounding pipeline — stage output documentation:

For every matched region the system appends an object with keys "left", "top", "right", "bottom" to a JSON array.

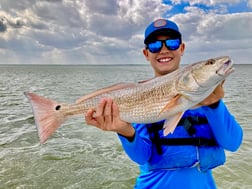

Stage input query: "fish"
[{"left": 25, "top": 56, "right": 234, "bottom": 144}]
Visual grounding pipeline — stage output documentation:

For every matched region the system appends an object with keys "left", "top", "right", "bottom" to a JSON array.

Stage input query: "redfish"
[{"left": 25, "top": 56, "right": 234, "bottom": 144}]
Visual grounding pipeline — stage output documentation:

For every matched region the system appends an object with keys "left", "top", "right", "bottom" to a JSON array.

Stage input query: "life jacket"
[{"left": 145, "top": 114, "right": 226, "bottom": 172}]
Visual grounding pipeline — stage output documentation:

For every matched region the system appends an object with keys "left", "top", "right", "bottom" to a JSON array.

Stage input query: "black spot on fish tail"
[{"left": 55, "top": 105, "right": 61, "bottom": 111}]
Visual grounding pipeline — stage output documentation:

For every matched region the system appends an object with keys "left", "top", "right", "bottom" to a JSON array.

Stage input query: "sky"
[{"left": 0, "top": 0, "right": 251, "bottom": 65}]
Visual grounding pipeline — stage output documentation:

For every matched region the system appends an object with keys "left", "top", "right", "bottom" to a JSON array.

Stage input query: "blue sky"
[
  {"left": 165, "top": 0, "right": 251, "bottom": 14},
  {"left": 0, "top": 0, "right": 251, "bottom": 64}
]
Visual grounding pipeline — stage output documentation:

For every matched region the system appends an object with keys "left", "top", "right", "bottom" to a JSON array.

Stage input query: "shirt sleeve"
[
  {"left": 202, "top": 100, "right": 243, "bottom": 152},
  {"left": 117, "top": 123, "right": 152, "bottom": 165}
]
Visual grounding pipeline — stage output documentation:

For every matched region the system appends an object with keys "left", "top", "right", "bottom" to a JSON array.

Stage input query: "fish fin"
[
  {"left": 76, "top": 82, "right": 136, "bottom": 104},
  {"left": 163, "top": 112, "right": 184, "bottom": 136},
  {"left": 138, "top": 78, "right": 153, "bottom": 83},
  {"left": 24, "top": 92, "right": 66, "bottom": 144},
  {"left": 159, "top": 94, "right": 181, "bottom": 115}
]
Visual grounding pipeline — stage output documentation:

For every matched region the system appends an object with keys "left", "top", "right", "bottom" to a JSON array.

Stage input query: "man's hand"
[
  {"left": 199, "top": 80, "right": 225, "bottom": 106},
  {"left": 85, "top": 98, "right": 135, "bottom": 138}
]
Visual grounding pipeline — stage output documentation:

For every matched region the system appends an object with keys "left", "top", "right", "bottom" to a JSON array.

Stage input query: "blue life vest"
[{"left": 145, "top": 115, "right": 226, "bottom": 172}]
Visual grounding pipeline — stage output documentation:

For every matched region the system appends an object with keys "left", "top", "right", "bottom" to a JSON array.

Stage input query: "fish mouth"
[{"left": 217, "top": 59, "right": 234, "bottom": 76}]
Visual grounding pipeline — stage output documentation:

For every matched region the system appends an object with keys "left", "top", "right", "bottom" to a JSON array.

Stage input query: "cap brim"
[{"left": 144, "top": 29, "right": 181, "bottom": 44}]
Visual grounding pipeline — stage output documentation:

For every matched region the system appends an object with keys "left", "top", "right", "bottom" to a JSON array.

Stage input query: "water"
[{"left": 0, "top": 64, "right": 251, "bottom": 189}]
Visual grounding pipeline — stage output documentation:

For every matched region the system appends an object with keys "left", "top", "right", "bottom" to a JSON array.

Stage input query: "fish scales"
[
  {"left": 25, "top": 56, "right": 234, "bottom": 143},
  {"left": 58, "top": 67, "right": 184, "bottom": 124}
]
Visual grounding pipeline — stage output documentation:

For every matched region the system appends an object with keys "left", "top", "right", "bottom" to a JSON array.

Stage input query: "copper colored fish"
[{"left": 25, "top": 56, "right": 234, "bottom": 144}]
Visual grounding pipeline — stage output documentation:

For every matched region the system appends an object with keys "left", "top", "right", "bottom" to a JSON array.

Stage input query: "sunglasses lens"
[
  {"left": 147, "top": 39, "right": 181, "bottom": 53},
  {"left": 147, "top": 41, "right": 162, "bottom": 53},
  {"left": 165, "top": 39, "right": 180, "bottom": 50}
]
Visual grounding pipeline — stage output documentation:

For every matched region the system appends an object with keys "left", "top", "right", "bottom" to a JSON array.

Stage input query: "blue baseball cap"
[{"left": 144, "top": 18, "right": 181, "bottom": 44}]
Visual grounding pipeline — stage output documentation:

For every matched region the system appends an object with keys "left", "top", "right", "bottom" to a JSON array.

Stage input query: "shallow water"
[{"left": 0, "top": 64, "right": 251, "bottom": 188}]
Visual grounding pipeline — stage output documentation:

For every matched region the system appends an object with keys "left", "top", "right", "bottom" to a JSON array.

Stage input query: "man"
[{"left": 85, "top": 18, "right": 243, "bottom": 189}]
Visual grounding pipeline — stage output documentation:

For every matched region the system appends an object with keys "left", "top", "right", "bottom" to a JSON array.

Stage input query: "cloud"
[
  {"left": 0, "top": 0, "right": 170, "bottom": 64},
  {"left": 0, "top": 17, "right": 7, "bottom": 32},
  {"left": 171, "top": 0, "right": 241, "bottom": 6},
  {"left": 248, "top": 0, "right": 252, "bottom": 8},
  {"left": 0, "top": 0, "right": 251, "bottom": 64},
  {"left": 172, "top": 11, "right": 252, "bottom": 64}
]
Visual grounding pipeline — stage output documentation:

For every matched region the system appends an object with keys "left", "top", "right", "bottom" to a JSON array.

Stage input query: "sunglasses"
[{"left": 146, "top": 39, "right": 181, "bottom": 53}]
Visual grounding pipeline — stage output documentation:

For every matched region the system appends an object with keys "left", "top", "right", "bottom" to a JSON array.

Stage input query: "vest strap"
[
  {"left": 147, "top": 116, "right": 217, "bottom": 155},
  {"left": 151, "top": 137, "right": 217, "bottom": 146}
]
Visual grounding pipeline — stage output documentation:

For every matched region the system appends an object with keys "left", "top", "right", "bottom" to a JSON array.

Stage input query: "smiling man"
[{"left": 85, "top": 18, "right": 243, "bottom": 189}]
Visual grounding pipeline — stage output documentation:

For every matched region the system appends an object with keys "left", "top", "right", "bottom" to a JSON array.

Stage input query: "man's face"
[{"left": 143, "top": 35, "right": 185, "bottom": 77}]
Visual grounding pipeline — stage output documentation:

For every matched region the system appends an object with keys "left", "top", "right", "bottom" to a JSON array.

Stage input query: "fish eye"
[
  {"left": 55, "top": 105, "right": 61, "bottom": 110},
  {"left": 206, "top": 59, "right": 215, "bottom": 65}
]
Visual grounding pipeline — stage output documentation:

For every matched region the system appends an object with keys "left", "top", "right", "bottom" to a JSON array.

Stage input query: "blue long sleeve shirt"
[{"left": 118, "top": 100, "right": 243, "bottom": 189}]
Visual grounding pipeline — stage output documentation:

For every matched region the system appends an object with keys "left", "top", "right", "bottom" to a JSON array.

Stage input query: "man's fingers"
[
  {"left": 104, "top": 98, "right": 113, "bottom": 120},
  {"left": 95, "top": 98, "right": 106, "bottom": 124},
  {"left": 214, "top": 84, "right": 224, "bottom": 98},
  {"left": 112, "top": 100, "right": 120, "bottom": 119},
  {"left": 221, "top": 80, "right": 225, "bottom": 87},
  {"left": 85, "top": 108, "right": 98, "bottom": 126}
]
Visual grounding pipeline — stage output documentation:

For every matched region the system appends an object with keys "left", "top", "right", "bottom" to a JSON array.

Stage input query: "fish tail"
[{"left": 24, "top": 92, "right": 66, "bottom": 144}]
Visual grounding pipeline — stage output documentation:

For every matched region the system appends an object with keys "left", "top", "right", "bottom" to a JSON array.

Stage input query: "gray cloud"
[
  {"left": 172, "top": 11, "right": 252, "bottom": 64},
  {"left": 84, "top": 0, "right": 119, "bottom": 15},
  {"left": 0, "top": 0, "right": 251, "bottom": 64},
  {"left": 0, "top": 17, "right": 7, "bottom": 32}
]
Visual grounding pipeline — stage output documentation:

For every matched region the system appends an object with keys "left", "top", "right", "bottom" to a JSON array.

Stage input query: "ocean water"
[{"left": 0, "top": 64, "right": 251, "bottom": 189}]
